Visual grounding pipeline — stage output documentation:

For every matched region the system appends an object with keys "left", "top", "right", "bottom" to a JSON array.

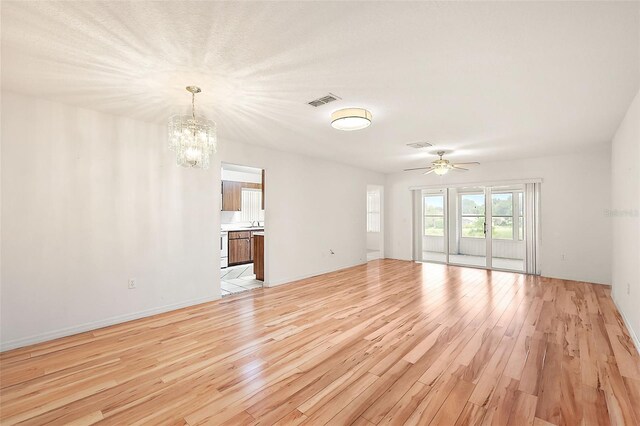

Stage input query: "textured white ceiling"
[{"left": 2, "top": 1, "right": 638, "bottom": 172}]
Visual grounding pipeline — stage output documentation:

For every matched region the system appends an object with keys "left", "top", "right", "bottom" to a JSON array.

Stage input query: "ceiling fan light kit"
[
  {"left": 403, "top": 150, "right": 479, "bottom": 175},
  {"left": 434, "top": 166, "right": 449, "bottom": 176},
  {"left": 331, "top": 108, "right": 372, "bottom": 131}
]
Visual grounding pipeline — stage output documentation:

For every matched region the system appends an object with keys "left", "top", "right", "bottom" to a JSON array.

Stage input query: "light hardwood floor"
[{"left": 1, "top": 259, "right": 640, "bottom": 425}]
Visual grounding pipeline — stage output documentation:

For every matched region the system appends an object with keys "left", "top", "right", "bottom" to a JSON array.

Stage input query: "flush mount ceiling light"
[
  {"left": 168, "top": 86, "right": 217, "bottom": 169},
  {"left": 331, "top": 108, "right": 372, "bottom": 131}
]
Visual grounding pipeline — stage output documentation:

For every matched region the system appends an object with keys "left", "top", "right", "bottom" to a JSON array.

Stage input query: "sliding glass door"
[
  {"left": 416, "top": 182, "right": 538, "bottom": 273},
  {"left": 450, "top": 187, "right": 488, "bottom": 268},
  {"left": 421, "top": 190, "right": 447, "bottom": 263},
  {"left": 489, "top": 186, "right": 525, "bottom": 272}
]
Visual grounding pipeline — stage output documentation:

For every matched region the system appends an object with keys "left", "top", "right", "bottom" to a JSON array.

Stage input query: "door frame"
[
  {"left": 366, "top": 185, "right": 384, "bottom": 261},
  {"left": 415, "top": 180, "right": 541, "bottom": 274},
  {"left": 445, "top": 186, "right": 493, "bottom": 270}
]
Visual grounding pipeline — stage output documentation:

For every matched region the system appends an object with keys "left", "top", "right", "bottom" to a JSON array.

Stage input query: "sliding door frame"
[
  {"left": 446, "top": 186, "right": 492, "bottom": 271},
  {"left": 419, "top": 188, "right": 450, "bottom": 265},
  {"left": 413, "top": 179, "right": 541, "bottom": 275}
]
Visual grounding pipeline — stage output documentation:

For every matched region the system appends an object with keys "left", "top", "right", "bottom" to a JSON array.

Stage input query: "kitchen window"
[
  {"left": 240, "top": 189, "right": 262, "bottom": 223},
  {"left": 423, "top": 195, "right": 444, "bottom": 236}
]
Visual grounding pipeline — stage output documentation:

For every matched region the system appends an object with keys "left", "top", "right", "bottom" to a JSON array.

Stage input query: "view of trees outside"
[
  {"left": 424, "top": 195, "right": 444, "bottom": 236},
  {"left": 491, "top": 193, "right": 513, "bottom": 239},
  {"left": 424, "top": 191, "right": 524, "bottom": 240},
  {"left": 461, "top": 194, "right": 485, "bottom": 237}
]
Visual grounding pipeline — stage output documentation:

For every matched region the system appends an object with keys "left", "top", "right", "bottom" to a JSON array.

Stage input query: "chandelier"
[{"left": 168, "top": 86, "right": 217, "bottom": 169}]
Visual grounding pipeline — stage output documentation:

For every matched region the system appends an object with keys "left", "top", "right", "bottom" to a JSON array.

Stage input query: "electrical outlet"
[
  {"left": 627, "top": 282, "right": 631, "bottom": 295},
  {"left": 128, "top": 279, "right": 136, "bottom": 289},
  {"left": 561, "top": 254, "right": 566, "bottom": 261}
]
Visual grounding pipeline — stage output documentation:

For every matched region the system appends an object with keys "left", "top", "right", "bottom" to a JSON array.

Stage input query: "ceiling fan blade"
[
  {"left": 423, "top": 169, "right": 436, "bottom": 175},
  {"left": 451, "top": 166, "right": 469, "bottom": 171},
  {"left": 404, "top": 167, "right": 432, "bottom": 171},
  {"left": 452, "top": 162, "right": 480, "bottom": 165}
]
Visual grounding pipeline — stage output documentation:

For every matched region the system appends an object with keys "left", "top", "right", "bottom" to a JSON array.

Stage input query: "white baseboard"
[
  {"left": 612, "top": 296, "right": 640, "bottom": 356},
  {"left": 1, "top": 294, "right": 220, "bottom": 352},
  {"left": 266, "top": 261, "right": 367, "bottom": 288},
  {"left": 3, "top": 262, "right": 371, "bottom": 351}
]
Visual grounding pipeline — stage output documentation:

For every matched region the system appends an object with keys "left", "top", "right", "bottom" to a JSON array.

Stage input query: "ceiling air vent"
[
  {"left": 308, "top": 93, "right": 341, "bottom": 107},
  {"left": 406, "top": 142, "right": 433, "bottom": 149}
]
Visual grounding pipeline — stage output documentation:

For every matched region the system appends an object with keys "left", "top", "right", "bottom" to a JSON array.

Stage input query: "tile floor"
[{"left": 221, "top": 263, "right": 263, "bottom": 296}]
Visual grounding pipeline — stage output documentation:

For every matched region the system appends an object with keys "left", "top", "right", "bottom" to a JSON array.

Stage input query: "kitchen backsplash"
[{"left": 221, "top": 210, "right": 265, "bottom": 225}]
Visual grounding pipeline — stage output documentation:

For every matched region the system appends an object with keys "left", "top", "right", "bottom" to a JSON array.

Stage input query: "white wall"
[
  {"left": 367, "top": 233, "right": 381, "bottom": 251},
  {"left": 366, "top": 185, "right": 384, "bottom": 254},
  {"left": 0, "top": 92, "right": 219, "bottom": 350},
  {"left": 221, "top": 168, "right": 262, "bottom": 184},
  {"left": 216, "top": 141, "right": 384, "bottom": 286},
  {"left": 386, "top": 147, "right": 612, "bottom": 284},
  {"left": 0, "top": 92, "right": 384, "bottom": 349},
  {"left": 610, "top": 89, "right": 640, "bottom": 349}
]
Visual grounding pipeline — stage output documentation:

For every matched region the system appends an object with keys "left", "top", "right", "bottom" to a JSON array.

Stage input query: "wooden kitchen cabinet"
[
  {"left": 250, "top": 233, "right": 255, "bottom": 262},
  {"left": 221, "top": 181, "right": 242, "bottom": 211},
  {"left": 249, "top": 230, "right": 261, "bottom": 262},
  {"left": 254, "top": 234, "right": 264, "bottom": 281},
  {"left": 228, "top": 233, "right": 251, "bottom": 265}
]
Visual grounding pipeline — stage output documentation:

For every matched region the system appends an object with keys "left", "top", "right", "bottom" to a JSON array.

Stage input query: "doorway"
[
  {"left": 366, "top": 185, "right": 384, "bottom": 261},
  {"left": 416, "top": 182, "right": 539, "bottom": 274},
  {"left": 220, "top": 162, "right": 265, "bottom": 296}
]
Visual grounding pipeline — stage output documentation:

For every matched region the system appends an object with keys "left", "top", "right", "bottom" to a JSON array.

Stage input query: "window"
[
  {"left": 240, "top": 189, "right": 262, "bottom": 222},
  {"left": 518, "top": 192, "right": 524, "bottom": 240},
  {"left": 424, "top": 195, "right": 444, "bottom": 236},
  {"left": 367, "top": 190, "right": 381, "bottom": 232},
  {"left": 491, "top": 193, "right": 513, "bottom": 239},
  {"left": 460, "top": 194, "right": 485, "bottom": 238}
]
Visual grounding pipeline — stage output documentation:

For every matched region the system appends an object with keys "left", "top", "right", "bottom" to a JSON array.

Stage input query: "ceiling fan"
[{"left": 404, "top": 151, "right": 479, "bottom": 175}]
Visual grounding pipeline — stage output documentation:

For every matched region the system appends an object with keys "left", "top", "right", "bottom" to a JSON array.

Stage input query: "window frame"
[
  {"left": 459, "top": 192, "right": 486, "bottom": 239},
  {"left": 240, "top": 188, "right": 262, "bottom": 223},
  {"left": 367, "top": 190, "right": 381, "bottom": 233},
  {"left": 423, "top": 194, "right": 445, "bottom": 237},
  {"left": 518, "top": 192, "right": 524, "bottom": 241},
  {"left": 490, "top": 192, "right": 515, "bottom": 240}
]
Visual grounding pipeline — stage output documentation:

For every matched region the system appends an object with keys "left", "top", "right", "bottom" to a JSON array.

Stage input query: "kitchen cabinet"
[
  {"left": 250, "top": 232, "right": 255, "bottom": 262},
  {"left": 228, "top": 231, "right": 251, "bottom": 265},
  {"left": 254, "top": 234, "right": 264, "bottom": 281},
  {"left": 227, "top": 230, "right": 263, "bottom": 266},
  {"left": 222, "top": 180, "right": 264, "bottom": 211},
  {"left": 221, "top": 181, "right": 242, "bottom": 211},
  {"left": 249, "top": 230, "right": 262, "bottom": 262}
]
